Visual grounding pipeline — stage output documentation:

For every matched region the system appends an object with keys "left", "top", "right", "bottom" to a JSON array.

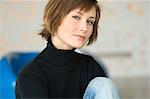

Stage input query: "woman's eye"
[
  {"left": 87, "top": 20, "right": 95, "bottom": 25},
  {"left": 72, "top": 16, "right": 80, "bottom": 20}
]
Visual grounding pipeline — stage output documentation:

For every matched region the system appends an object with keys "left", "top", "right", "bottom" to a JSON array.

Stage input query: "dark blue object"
[{"left": 0, "top": 52, "right": 39, "bottom": 99}]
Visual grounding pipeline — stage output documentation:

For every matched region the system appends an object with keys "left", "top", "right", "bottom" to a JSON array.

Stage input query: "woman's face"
[{"left": 52, "top": 7, "right": 96, "bottom": 50}]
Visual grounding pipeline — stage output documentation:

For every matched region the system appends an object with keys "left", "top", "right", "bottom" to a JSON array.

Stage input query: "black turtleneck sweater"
[{"left": 15, "top": 40, "right": 107, "bottom": 99}]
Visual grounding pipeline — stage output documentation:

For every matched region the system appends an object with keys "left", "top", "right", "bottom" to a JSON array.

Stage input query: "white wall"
[
  {"left": 0, "top": 1, "right": 47, "bottom": 55},
  {"left": 0, "top": 0, "right": 149, "bottom": 78}
]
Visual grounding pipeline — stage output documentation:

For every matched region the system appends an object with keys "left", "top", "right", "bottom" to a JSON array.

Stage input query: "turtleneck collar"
[
  {"left": 38, "top": 38, "right": 77, "bottom": 69},
  {"left": 47, "top": 37, "right": 75, "bottom": 55}
]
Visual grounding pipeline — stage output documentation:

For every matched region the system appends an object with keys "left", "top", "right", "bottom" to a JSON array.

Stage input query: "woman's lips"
[{"left": 74, "top": 35, "right": 85, "bottom": 41}]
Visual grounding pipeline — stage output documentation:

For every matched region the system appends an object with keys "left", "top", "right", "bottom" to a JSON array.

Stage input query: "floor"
[{"left": 113, "top": 77, "right": 150, "bottom": 99}]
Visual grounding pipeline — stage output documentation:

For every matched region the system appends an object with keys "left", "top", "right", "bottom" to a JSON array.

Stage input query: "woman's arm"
[{"left": 15, "top": 63, "right": 49, "bottom": 99}]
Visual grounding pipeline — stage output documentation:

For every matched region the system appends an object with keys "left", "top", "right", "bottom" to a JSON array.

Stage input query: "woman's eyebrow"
[
  {"left": 89, "top": 16, "right": 96, "bottom": 19},
  {"left": 72, "top": 11, "right": 96, "bottom": 19},
  {"left": 72, "top": 11, "right": 83, "bottom": 15}
]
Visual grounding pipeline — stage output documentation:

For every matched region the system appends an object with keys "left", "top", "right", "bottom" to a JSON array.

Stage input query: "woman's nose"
[{"left": 79, "top": 22, "right": 88, "bottom": 32}]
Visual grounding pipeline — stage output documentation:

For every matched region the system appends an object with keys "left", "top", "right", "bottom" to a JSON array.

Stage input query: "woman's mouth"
[{"left": 74, "top": 35, "right": 85, "bottom": 41}]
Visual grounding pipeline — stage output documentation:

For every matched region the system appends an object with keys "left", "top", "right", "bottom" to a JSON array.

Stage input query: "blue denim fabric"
[{"left": 83, "top": 77, "right": 120, "bottom": 99}]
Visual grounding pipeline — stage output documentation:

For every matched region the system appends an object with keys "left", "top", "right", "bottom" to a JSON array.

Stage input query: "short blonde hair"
[{"left": 39, "top": 0, "right": 101, "bottom": 45}]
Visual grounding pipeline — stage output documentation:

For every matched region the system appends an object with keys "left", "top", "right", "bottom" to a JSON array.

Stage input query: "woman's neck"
[{"left": 51, "top": 36, "right": 73, "bottom": 50}]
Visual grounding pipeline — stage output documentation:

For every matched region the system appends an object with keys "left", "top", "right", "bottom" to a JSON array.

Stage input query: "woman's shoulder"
[
  {"left": 75, "top": 49, "right": 108, "bottom": 77},
  {"left": 74, "top": 49, "right": 94, "bottom": 60},
  {"left": 74, "top": 49, "right": 101, "bottom": 67},
  {"left": 18, "top": 50, "right": 46, "bottom": 77},
  {"left": 18, "top": 59, "right": 39, "bottom": 76}
]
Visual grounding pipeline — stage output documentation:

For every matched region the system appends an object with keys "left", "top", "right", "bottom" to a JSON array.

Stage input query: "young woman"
[{"left": 15, "top": 0, "right": 120, "bottom": 98}]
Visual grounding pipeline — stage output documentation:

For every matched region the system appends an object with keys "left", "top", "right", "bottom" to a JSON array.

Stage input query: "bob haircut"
[{"left": 39, "top": 0, "right": 101, "bottom": 45}]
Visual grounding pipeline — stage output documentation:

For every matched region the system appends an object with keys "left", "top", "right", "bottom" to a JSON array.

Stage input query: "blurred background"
[{"left": 0, "top": 0, "right": 150, "bottom": 99}]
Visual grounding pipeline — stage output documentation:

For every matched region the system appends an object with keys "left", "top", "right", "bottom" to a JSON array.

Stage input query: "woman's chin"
[
  {"left": 70, "top": 39, "right": 88, "bottom": 49},
  {"left": 72, "top": 43, "right": 86, "bottom": 49}
]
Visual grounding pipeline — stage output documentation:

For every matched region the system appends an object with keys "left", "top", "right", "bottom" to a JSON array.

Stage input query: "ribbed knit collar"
[
  {"left": 40, "top": 38, "right": 77, "bottom": 70},
  {"left": 47, "top": 38, "right": 75, "bottom": 55}
]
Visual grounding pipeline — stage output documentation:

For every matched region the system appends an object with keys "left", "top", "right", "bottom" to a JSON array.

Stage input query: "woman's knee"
[{"left": 83, "top": 77, "right": 120, "bottom": 99}]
